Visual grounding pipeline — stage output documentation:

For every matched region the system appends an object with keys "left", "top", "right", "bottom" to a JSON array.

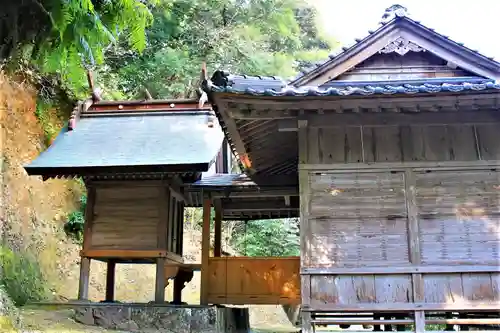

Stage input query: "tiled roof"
[
  {"left": 289, "top": 8, "right": 499, "bottom": 84},
  {"left": 24, "top": 110, "right": 224, "bottom": 176},
  {"left": 208, "top": 80, "right": 500, "bottom": 97},
  {"left": 210, "top": 71, "right": 286, "bottom": 92}
]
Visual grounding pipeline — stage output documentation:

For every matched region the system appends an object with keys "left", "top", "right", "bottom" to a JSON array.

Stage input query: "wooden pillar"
[
  {"left": 200, "top": 197, "right": 211, "bottom": 305},
  {"left": 222, "top": 138, "right": 229, "bottom": 173},
  {"left": 155, "top": 257, "right": 166, "bottom": 303},
  {"left": 105, "top": 260, "right": 116, "bottom": 302},
  {"left": 78, "top": 185, "right": 95, "bottom": 301},
  {"left": 214, "top": 201, "right": 222, "bottom": 257},
  {"left": 78, "top": 257, "right": 91, "bottom": 300},
  {"left": 155, "top": 185, "right": 170, "bottom": 303},
  {"left": 298, "top": 119, "right": 313, "bottom": 333}
]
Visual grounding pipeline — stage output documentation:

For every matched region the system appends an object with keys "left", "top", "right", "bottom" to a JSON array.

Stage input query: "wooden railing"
[{"left": 206, "top": 256, "right": 300, "bottom": 305}]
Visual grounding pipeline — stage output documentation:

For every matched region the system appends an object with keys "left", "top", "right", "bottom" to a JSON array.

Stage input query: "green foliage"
[
  {"left": 232, "top": 218, "right": 300, "bottom": 257},
  {"left": 0, "top": 245, "right": 48, "bottom": 306},
  {"left": 34, "top": 100, "right": 59, "bottom": 147},
  {"left": 63, "top": 194, "right": 87, "bottom": 243},
  {"left": 101, "top": 0, "right": 336, "bottom": 99},
  {"left": 1, "top": 0, "right": 157, "bottom": 97}
]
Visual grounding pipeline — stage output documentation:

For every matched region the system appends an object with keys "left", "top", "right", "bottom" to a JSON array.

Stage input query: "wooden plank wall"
[
  {"left": 207, "top": 257, "right": 301, "bottom": 305},
  {"left": 334, "top": 52, "right": 474, "bottom": 81},
  {"left": 91, "top": 186, "right": 161, "bottom": 249},
  {"left": 90, "top": 184, "right": 184, "bottom": 253},
  {"left": 301, "top": 122, "right": 500, "bottom": 312},
  {"left": 307, "top": 124, "right": 500, "bottom": 163}
]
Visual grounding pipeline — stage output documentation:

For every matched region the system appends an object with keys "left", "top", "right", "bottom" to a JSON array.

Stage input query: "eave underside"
[
  {"left": 213, "top": 91, "right": 500, "bottom": 179},
  {"left": 184, "top": 181, "right": 299, "bottom": 220}
]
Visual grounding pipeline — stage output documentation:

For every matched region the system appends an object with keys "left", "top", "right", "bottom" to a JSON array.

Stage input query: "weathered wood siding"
[
  {"left": 307, "top": 124, "right": 500, "bottom": 164},
  {"left": 334, "top": 52, "right": 475, "bottom": 81},
  {"left": 90, "top": 184, "right": 184, "bottom": 254},
  {"left": 309, "top": 273, "right": 500, "bottom": 307},
  {"left": 301, "top": 121, "right": 500, "bottom": 312},
  {"left": 308, "top": 172, "right": 409, "bottom": 267},
  {"left": 207, "top": 257, "right": 300, "bottom": 305},
  {"left": 415, "top": 170, "right": 500, "bottom": 265},
  {"left": 91, "top": 186, "right": 161, "bottom": 249}
]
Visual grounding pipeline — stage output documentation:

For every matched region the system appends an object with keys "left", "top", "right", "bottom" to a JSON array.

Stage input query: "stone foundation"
[{"left": 74, "top": 303, "right": 249, "bottom": 333}]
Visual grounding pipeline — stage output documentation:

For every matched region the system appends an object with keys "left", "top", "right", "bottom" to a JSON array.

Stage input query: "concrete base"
[{"left": 74, "top": 303, "right": 250, "bottom": 333}]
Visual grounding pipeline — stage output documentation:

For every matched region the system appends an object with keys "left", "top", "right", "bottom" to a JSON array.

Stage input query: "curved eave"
[
  {"left": 208, "top": 81, "right": 500, "bottom": 98},
  {"left": 24, "top": 163, "right": 212, "bottom": 180}
]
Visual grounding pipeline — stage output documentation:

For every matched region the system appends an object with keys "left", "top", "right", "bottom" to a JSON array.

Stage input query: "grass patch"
[
  {"left": 63, "top": 193, "right": 87, "bottom": 243},
  {"left": 34, "top": 99, "right": 60, "bottom": 147},
  {"left": 0, "top": 245, "right": 49, "bottom": 306}
]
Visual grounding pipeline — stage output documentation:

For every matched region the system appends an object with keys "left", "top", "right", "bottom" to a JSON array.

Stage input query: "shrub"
[
  {"left": 63, "top": 194, "right": 87, "bottom": 243},
  {"left": 0, "top": 245, "right": 48, "bottom": 306}
]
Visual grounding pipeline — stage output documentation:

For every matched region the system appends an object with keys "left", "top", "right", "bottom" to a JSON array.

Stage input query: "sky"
[{"left": 310, "top": 0, "right": 500, "bottom": 59}]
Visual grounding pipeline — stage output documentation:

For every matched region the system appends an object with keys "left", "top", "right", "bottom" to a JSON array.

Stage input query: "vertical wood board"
[{"left": 91, "top": 185, "right": 161, "bottom": 249}]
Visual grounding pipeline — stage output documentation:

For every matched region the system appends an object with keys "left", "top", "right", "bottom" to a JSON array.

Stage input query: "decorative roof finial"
[{"left": 380, "top": 4, "right": 408, "bottom": 24}]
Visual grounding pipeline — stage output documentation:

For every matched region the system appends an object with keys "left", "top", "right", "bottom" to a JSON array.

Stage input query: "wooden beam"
[
  {"left": 277, "top": 111, "right": 500, "bottom": 130},
  {"left": 414, "top": 310, "right": 425, "bottom": 333},
  {"left": 78, "top": 257, "right": 91, "bottom": 300},
  {"left": 176, "top": 202, "right": 185, "bottom": 256},
  {"left": 105, "top": 260, "right": 116, "bottom": 302},
  {"left": 200, "top": 197, "right": 212, "bottom": 305},
  {"left": 214, "top": 100, "right": 252, "bottom": 169},
  {"left": 300, "top": 160, "right": 500, "bottom": 171},
  {"left": 220, "top": 92, "right": 500, "bottom": 114},
  {"left": 304, "top": 302, "right": 500, "bottom": 312},
  {"left": 82, "top": 187, "right": 96, "bottom": 251},
  {"left": 405, "top": 170, "right": 424, "bottom": 306},
  {"left": 158, "top": 187, "right": 170, "bottom": 251},
  {"left": 80, "top": 249, "right": 183, "bottom": 262},
  {"left": 155, "top": 257, "right": 166, "bottom": 303},
  {"left": 297, "top": 118, "right": 313, "bottom": 333},
  {"left": 301, "top": 265, "right": 500, "bottom": 275},
  {"left": 207, "top": 188, "right": 299, "bottom": 199},
  {"left": 222, "top": 138, "right": 229, "bottom": 173},
  {"left": 214, "top": 200, "right": 222, "bottom": 257},
  {"left": 222, "top": 199, "right": 299, "bottom": 212}
]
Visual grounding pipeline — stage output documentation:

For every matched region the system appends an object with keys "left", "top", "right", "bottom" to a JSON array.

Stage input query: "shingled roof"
[{"left": 24, "top": 99, "right": 225, "bottom": 179}]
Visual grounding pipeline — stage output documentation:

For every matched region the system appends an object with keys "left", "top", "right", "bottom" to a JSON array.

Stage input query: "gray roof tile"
[
  {"left": 209, "top": 80, "right": 500, "bottom": 97},
  {"left": 25, "top": 111, "right": 224, "bottom": 175}
]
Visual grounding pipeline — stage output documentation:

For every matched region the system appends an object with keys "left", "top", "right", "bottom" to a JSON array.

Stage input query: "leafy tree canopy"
[
  {"left": 232, "top": 218, "right": 300, "bottom": 257},
  {"left": 99, "top": 0, "right": 337, "bottom": 99},
  {"left": 1, "top": 0, "right": 156, "bottom": 96}
]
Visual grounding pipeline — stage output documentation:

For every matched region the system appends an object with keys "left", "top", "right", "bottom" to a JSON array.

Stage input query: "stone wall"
[{"left": 74, "top": 304, "right": 249, "bottom": 333}]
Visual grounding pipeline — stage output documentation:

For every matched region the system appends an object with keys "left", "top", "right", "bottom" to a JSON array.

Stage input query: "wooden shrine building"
[
  {"left": 24, "top": 4, "right": 500, "bottom": 332},
  {"left": 200, "top": 4, "right": 500, "bottom": 332},
  {"left": 24, "top": 97, "right": 226, "bottom": 303}
]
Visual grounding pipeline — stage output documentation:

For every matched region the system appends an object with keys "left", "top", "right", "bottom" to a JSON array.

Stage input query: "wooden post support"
[
  {"left": 301, "top": 311, "right": 313, "bottom": 333},
  {"left": 105, "top": 260, "right": 116, "bottom": 302},
  {"left": 158, "top": 186, "right": 170, "bottom": 251},
  {"left": 200, "top": 197, "right": 212, "bottom": 305},
  {"left": 78, "top": 257, "right": 91, "bottom": 300},
  {"left": 414, "top": 310, "right": 425, "bottom": 333},
  {"left": 155, "top": 257, "right": 166, "bottom": 303},
  {"left": 214, "top": 200, "right": 222, "bottom": 257},
  {"left": 82, "top": 187, "right": 96, "bottom": 252}
]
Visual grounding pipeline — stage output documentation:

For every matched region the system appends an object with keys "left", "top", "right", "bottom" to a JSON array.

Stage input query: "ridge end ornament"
[{"left": 379, "top": 36, "right": 425, "bottom": 56}]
